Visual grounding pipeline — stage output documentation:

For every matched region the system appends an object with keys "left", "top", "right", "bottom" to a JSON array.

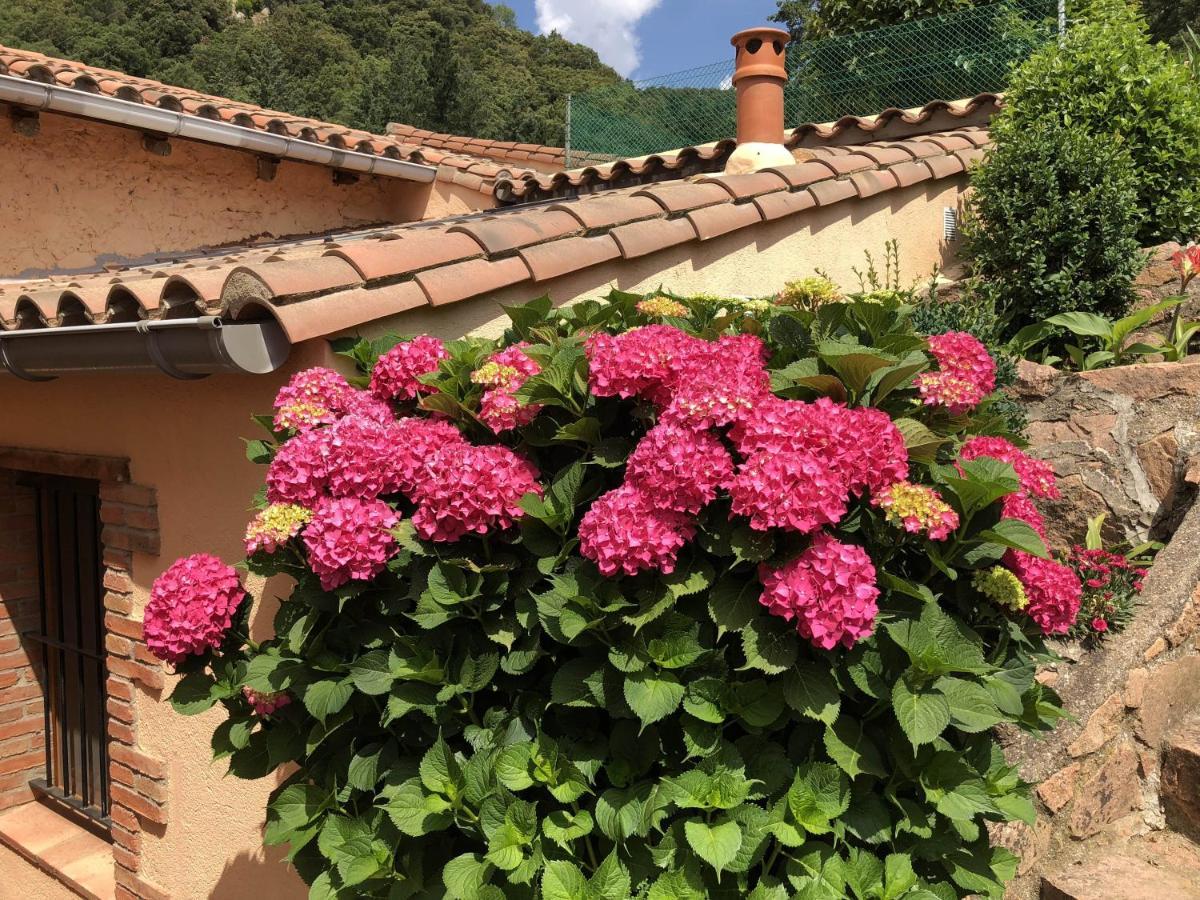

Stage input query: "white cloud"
[{"left": 535, "top": 0, "right": 664, "bottom": 77}]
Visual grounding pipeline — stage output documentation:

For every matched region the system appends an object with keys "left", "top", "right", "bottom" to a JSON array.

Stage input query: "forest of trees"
[{"left": 0, "top": 0, "right": 623, "bottom": 145}]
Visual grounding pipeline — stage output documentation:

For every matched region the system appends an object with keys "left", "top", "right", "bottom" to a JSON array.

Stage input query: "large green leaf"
[
  {"left": 683, "top": 819, "right": 743, "bottom": 876},
  {"left": 624, "top": 671, "right": 685, "bottom": 726},
  {"left": 893, "top": 675, "right": 951, "bottom": 748}
]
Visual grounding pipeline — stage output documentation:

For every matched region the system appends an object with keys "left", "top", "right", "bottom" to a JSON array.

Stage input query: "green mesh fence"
[{"left": 566, "top": 0, "right": 1055, "bottom": 166}]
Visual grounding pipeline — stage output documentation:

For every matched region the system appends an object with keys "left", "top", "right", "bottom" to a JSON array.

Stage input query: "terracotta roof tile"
[
  {"left": 635, "top": 182, "right": 734, "bottom": 214},
  {"left": 808, "top": 179, "right": 858, "bottom": 207},
  {"left": 269, "top": 282, "right": 428, "bottom": 343},
  {"left": 752, "top": 188, "right": 817, "bottom": 221},
  {"left": 327, "top": 233, "right": 482, "bottom": 281},
  {"left": 923, "top": 134, "right": 974, "bottom": 152},
  {"left": 849, "top": 145, "right": 914, "bottom": 167},
  {"left": 687, "top": 202, "right": 764, "bottom": 241},
  {"left": 229, "top": 257, "right": 361, "bottom": 301},
  {"left": 764, "top": 161, "right": 839, "bottom": 189},
  {"left": 954, "top": 147, "right": 987, "bottom": 169},
  {"left": 850, "top": 169, "right": 899, "bottom": 199},
  {"left": 609, "top": 217, "right": 699, "bottom": 259},
  {"left": 415, "top": 256, "right": 531, "bottom": 307},
  {"left": 889, "top": 160, "right": 935, "bottom": 188},
  {"left": 549, "top": 194, "right": 664, "bottom": 230},
  {"left": 697, "top": 171, "right": 790, "bottom": 200},
  {"left": 820, "top": 154, "right": 876, "bottom": 176},
  {"left": 449, "top": 210, "right": 581, "bottom": 255},
  {"left": 925, "top": 153, "right": 967, "bottom": 179},
  {"left": 519, "top": 234, "right": 621, "bottom": 282}
]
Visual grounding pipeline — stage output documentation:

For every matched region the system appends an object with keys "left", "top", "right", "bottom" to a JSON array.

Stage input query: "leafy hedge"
[{"left": 164, "top": 290, "right": 1072, "bottom": 900}]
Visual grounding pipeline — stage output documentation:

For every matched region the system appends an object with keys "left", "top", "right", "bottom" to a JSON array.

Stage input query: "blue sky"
[{"left": 499, "top": 0, "right": 782, "bottom": 80}]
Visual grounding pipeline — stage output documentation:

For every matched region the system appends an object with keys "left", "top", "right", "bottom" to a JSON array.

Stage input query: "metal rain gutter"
[
  {"left": 0, "top": 75, "right": 438, "bottom": 183},
  {"left": 0, "top": 316, "right": 291, "bottom": 380}
]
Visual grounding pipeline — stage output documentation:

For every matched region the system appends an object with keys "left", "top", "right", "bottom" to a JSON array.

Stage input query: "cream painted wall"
[
  {"left": 0, "top": 844, "right": 76, "bottom": 900},
  {"left": 0, "top": 171, "right": 966, "bottom": 898},
  {"left": 0, "top": 113, "right": 493, "bottom": 280}
]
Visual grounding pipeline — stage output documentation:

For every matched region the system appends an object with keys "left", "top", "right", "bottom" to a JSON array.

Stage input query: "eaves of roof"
[
  {"left": 493, "top": 93, "right": 1001, "bottom": 205},
  {"left": 0, "top": 127, "right": 990, "bottom": 346},
  {"left": 0, "top": 44, "right": 538, "bottom": 196}
]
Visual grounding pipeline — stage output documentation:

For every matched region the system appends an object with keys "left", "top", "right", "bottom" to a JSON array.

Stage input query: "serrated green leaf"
[
  {"left": 893, "top": 675, "right": 951, "bottom": 748},
  {"left": 684, "top": 819, "right": 743, "bottom": 876},
  {"left": 783, "top": 663, "right": 841, "bottom": 724},
  {"left": 623, "top": 670, "right": 684, "bottom": 726}
]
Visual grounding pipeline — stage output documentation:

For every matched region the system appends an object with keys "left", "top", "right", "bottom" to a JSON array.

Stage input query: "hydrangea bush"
[{"left": 153, "top": 290, "right": 1082, "bottom": 900}]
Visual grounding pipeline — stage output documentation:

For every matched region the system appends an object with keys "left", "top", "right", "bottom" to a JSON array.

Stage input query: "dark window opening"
[{"left": 18, "top": 473, "right": 110, "bottom": 829}]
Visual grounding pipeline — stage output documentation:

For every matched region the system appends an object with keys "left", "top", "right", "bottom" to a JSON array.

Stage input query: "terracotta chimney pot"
[{"left": 725, "top": 26, "right": 795, "bottom": 174}]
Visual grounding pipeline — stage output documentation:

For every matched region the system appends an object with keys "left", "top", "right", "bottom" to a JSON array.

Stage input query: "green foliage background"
[{"left": 0, "top": 0, "right": 621, "bottom": 144}]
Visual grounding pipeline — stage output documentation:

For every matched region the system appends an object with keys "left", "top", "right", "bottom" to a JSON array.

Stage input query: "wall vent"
[{"left": 943, "top": 207, "right": 959, "bottom": 241}]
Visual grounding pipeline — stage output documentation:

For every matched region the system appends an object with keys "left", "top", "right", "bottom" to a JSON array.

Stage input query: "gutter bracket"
[
  {"left": 138, "top": 322, "right": 208, "bottom": 380},
  {"left": 0, "top": 338, "right": 55, "bottom": 382}
]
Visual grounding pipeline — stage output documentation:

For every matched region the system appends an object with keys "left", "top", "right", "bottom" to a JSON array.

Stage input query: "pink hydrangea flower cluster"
[
  {"left": 730, "top": 397, "right": 908, "bottom": 496},
  {"left": 410, "top": 444, "right": 543, "bottom": 542},
  {"left": 578, "top": 485, "right": 696, "bottom": 576},
  {"left": 324, "top": 415, "right": 404, "bottom": 499},
  {"left": 242, "top": 686, "right": 291, "bottom": 716},
  {"left": 585, "top": 325, "right": 706, "bottom": 405},
  {"left": 474, "top": 344, "right": 543, "bottom": 433},
  {"left": 915, "top": 331, "right": 997, "bottom": 415},
  {"left": 730, "top": 451, "right": 848, "bottom": 534},
  {"left": 370, "top": 336, "right": 449, "bottom": 402},
  {"left": 960, "top": 436, "right": 1059, "bottom": 499},
  {"left": 266, "top": 428, "right": 333, "bottom": 507},
  {"left": 144, "top": 554, "right": 245, "bottom": 664},
  {"left": 872, "top": 481, "right": 959, "bottom": 541},
  {"left": 1005, "top": 550, "right": 1083, "bottom": 635},
  {"left": 759, "top": 533, "right": 880, "bottom": 650},
  {"left": 272, "top": 367, "right": 353, "bottom": 433},
  {"left": 390, "top": 417, "right": 470, "bottom": 496},
  {"left": 624, "top": 423, "right": 733, "bottom": 515},
  {"left": 662, "top": 335, "right": 772, "bottom": 430},
  {"left": 302, "top": 496, "right": 399, "bottom": 590}
]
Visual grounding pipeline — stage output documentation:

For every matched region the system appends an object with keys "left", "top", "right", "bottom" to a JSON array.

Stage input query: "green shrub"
[
  {"left": 996, "top": 0, "right": 1200, "bottom": 245},
  {"left": 962, "top": 119, "right": 1144, "bottom": 332},
  {"left": 162, "top": 292, "right": 1074, "bottom": 899}
]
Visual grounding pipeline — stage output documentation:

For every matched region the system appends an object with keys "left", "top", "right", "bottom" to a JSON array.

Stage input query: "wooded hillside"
[{"left": 0, "top": 0, "right": 622, "bottom": 145}]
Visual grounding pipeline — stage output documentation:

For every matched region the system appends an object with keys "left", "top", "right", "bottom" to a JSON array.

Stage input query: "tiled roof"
[
  {"left": 0, "top": 44, "right": 539, "bottom": 194},
  {"left": 0, "top": 127, "right": 990, "bottom": 343},
  {"left": 386, "top": 123, "right": 613, "bottom": 170},
  {"left": 493, "top": 93, "right": 1001, "bottom": 205}
]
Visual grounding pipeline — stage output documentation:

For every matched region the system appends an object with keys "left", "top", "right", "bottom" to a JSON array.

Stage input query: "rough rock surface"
[
  {"left": 1163, "top": 716, "right": 1200, "bottom": 843},
  {"left": 1017, "top": 357, "right": 1200, "bottom": 548}
]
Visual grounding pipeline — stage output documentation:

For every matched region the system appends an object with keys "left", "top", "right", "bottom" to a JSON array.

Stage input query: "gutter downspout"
[
  {"left": 0, "top": 316, "right": 291, "bottom": 380},
  {"left": 0, "top": 75, "right": 438, "bottom": 183}
]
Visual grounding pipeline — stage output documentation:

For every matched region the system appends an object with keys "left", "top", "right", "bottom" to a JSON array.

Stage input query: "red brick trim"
[{"left": 0, "top": 455, "right": 168, "bottom": 898}]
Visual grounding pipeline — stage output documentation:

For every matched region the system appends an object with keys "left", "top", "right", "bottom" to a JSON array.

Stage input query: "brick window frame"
[{"left": 0, "top": 447, "right": 169, "bottom": 900}]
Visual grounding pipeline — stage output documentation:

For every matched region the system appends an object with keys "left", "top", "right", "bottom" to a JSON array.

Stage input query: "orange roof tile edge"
[
  {"left": 0, "top": 44, "right": 540, "bottom": 195},
  {"left": 493, "top": 93, "right": 1001, "bottom": 205},
  {"left": 0, "top": 128, "right": 991, "bottom": 343}
]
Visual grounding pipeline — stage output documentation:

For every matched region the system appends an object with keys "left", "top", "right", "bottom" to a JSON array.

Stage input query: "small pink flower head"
[
  {"left": 915, "top": 331, "right": 996, "bottom": 415},
  {"left": 302, "top": 496, "right": 399, "bottom": 590},
  {"left": 1006, "top": 550, "right": 1083, "bottom": 635},
  {"left": 370, "top": 336, "right": 449, "bottom": 402},
  {"left": 272, "top": 367, "right": 353, "bottom": 433},
  {"left": 585, "top": 325, "right": 705, "bottom": 404},
  {"left": 410, "top": 444, "right": 542, "bottom": 542},
  {"left": 872, "top": 481, "right": 959, "bottom": 540},
  {"left": 960, "top": 436, "right": 1059, "bottom": 499},
  {"left": 242, "top": 686, "right": 291, "bottom": 716},
  {"left": 1172, "top": 243, "right": 1200, "bottom": 289},
  {"left": 475, "top": 344, "right": 543, "bottom": 434},
  {"left": 144, "top": 554, "right": 245, "bottom": 664},
  {"left": 578, "top": 484, "right": 696, "bottom": 577},
  {"left": 324, "top": 415, "right": 402, "bottom": 500},
  {"left": 390, "top": 417, "right": 469, "bottom": 497},
  {"left": 1091, "top": 617, "right": 1109, "bottom": 633},
  {"left": 729, "top": 451, "right": 849, "bottom": 534},
  {"left": 625, "top": 422, "right": 734, "bottom": 515},
  {"left": 339, "top": 390, "right": 395, "bottom": 425},
  {"left": 759, "top": 532, "right": 879, "bottom": 650},
  {"left": 266, "top": 428, "right": 332, "bottom": 507},
  {"left": 244, "top": 503, "right": 312, "bottom": 555},
  {"left": 662, "top": 335, "right": 772, "bottom": 429}
]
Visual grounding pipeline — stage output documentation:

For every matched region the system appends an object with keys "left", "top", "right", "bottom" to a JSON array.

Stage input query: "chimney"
[{"left": 725, "top": 27, "right": 795, "bottom": 174}]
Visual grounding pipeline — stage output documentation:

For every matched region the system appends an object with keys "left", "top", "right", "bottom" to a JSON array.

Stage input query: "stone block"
[
  {"left": 1124, "top": 668, "right": 1148, "bottom": 709},
  {"left": 1137, "top": 430, "right": 1180, "bottom": 503},
  {"left": 1137, "top": 655, "right": 1200, "bottom": 748},
  {"left": 1068, "top": 692, "right": 1126, "bottom": 758},
  {"left": 1041, "top": 850, "right": 1200, "bottom": 899},
  {"left": 1162, "top": 716, "right": 1200, "bottom": 843},
  {"left": 1069, "top": 742, "right": 1141, "bottom": 838},
  {"left": 1037, "top": 763, "right": 1081, "bottom": 814}
]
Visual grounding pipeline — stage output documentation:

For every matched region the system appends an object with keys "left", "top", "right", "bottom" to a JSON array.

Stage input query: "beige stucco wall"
[
  {"left": 361, "top": 176, "right": 966, "bottom": 342},
  {"left": 0, "top": 171, "right": 966, "bottom": 898},
  {"left": 0, "top": 112, "right": 494, "bottom": 280}
]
